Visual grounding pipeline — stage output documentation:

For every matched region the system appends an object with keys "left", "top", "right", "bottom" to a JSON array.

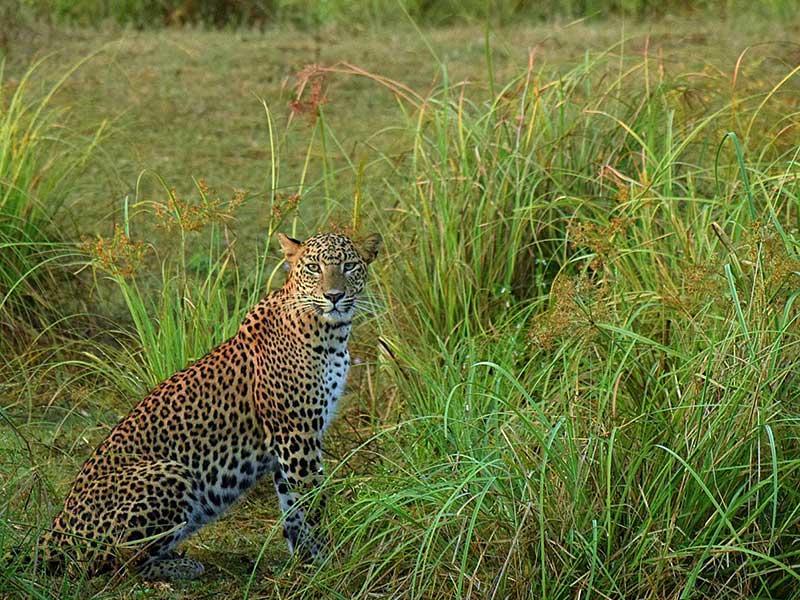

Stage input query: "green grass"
[
  {"left": 0, "top": 55, "right": 104, "bottom": 343},
  {"left": 3, "top": 13, "right": 800, "bottom": 600},
  {"left": 16, "top": 0, "right": 800, "bottom": 28}
]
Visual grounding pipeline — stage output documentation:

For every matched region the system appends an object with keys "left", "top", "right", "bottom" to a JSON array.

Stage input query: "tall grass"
[
  {"left": 265, "top": 45, "right": 800, "bottom": 598},
  {"left": 0, "top": 57, "right": 104, "bottom": 341},
  {"left": 0, "top": 55, "right": 106, "bottom": 600}
]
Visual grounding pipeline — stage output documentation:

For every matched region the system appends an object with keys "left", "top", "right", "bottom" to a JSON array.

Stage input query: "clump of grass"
[
  {"left": 0, "top": 57, "right": 104, "bottom": 344},
  {"left": 78, "top": 177, "right": 277, "bottom": 395}
]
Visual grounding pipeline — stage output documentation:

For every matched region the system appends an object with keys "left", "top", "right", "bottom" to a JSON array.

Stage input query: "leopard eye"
[
  {"left": 305, "top": 263, "right": 321, "bottom": 274},
  {"left": 343, "top": 262, "right": 358, "bottom": 273}
]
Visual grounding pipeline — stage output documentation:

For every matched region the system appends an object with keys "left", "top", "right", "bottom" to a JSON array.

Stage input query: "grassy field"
[{"left": 2, "top": 8, "right": 800, "bottom": 599}]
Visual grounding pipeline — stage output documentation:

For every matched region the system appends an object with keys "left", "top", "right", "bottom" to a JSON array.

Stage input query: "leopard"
[{"left": 38, "top": 231, "right": 381, "bottom": 580}]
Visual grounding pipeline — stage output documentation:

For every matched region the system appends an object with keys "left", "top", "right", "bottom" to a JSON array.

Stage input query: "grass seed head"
[
  {"left": 529, "top": 273, "right": 611, "bottom": 351},
  {"left": 270, "top": 192, "right": 301, "bottom": 221},
  {"left": 82, "top": 224, "right": 147, "bottom": 277},
  {"left": 153, "top": 181, "right": 246, "bottom": 232},
  {"left": 290, "top": 64, "right": 329, "bottom": 124}
]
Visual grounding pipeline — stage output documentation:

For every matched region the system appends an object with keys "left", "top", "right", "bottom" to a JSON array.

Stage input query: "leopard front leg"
[{"left": 273, "top": 433, "right": 328, "bottom": 560}]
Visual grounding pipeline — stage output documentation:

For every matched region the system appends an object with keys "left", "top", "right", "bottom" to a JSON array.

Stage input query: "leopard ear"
[
  {"left": 359, "top": 233, "right": 382, "bottom": 265},
  {"left": 277, "top": 233, "right": 302, "bottom": 263}
]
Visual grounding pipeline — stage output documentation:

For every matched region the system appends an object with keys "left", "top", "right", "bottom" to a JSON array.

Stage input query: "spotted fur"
[{"left": 40, "top": 232, "right": 381, "bottom": 580}]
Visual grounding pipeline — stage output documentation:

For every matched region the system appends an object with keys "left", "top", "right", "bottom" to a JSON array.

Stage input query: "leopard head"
[{"left": 278, "top": 232, "right": 381, "bottom": 323}]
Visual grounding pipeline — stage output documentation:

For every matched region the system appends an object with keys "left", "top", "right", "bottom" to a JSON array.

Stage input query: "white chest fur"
[{"left": 321, "top": 345, "right": 349, "bottom": 432}]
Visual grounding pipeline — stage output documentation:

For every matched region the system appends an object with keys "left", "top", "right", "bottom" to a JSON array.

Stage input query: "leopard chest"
[
  {"left": 307, "top": 333, "right": 350, "bottom": 432},
  {"left": 320, "top": 344, "right": 350, "bottom": 431}
]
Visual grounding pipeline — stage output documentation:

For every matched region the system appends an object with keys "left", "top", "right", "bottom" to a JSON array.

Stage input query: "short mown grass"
[{"left": 2, "top": 14, "right": 800, "bottom": 600}]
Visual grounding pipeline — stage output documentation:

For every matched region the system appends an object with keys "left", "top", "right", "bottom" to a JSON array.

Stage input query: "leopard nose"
[{"left": 324, "top": 290, "right": 344, "bottom": 305}]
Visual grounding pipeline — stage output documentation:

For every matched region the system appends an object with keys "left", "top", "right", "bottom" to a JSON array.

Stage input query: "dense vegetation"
[
  {"left": 8, "top": 0, "right": 800, "bottom": 28},
  {"left": 2, "top": 6, "right": 800, "bottom": 599}
]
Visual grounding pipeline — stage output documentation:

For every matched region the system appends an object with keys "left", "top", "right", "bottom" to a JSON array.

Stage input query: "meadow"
[{"left": 2, "top": 3, "right": 800, "bottom": 598}]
